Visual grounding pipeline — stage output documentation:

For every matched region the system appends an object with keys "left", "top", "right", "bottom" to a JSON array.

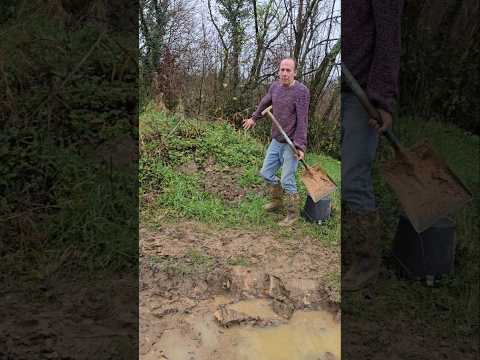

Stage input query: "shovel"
[
  {"left": 341, "top": 64, "right": 473, "bottom": 233},
  {"left": 261, "top": 105, "right": 337, "bottom": 202}
]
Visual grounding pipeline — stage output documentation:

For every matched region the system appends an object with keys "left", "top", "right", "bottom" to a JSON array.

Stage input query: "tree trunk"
[{"left": 309, "top": 40, "right": 340, "bottom": 116}]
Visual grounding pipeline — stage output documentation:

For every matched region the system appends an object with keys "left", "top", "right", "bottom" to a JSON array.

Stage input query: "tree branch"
[{"left": 207, "top": 0, "right": 229, "bottom": 52}]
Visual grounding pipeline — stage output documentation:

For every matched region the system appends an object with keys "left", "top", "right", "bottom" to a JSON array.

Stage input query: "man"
[
  {"left": 243, "top": 58, "right": 310, "bottom": 227},
  {"left": 342, "top": 1, "right": 404, "bottom": 290}
]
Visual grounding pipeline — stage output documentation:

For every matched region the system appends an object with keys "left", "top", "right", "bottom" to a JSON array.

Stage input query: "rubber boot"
[
  {"left": 278, "top": 193, "right": 300, "bottom": 227},
  {"left": 343, "top": 209, "right": 381, "bottom": 291},
  {"left": 263, "top": 184, "right": 284, "bottom": 212}
]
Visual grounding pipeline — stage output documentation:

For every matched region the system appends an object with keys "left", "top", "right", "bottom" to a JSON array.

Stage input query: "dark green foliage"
[
  {"left": 0, "top": 0, "right": 15, "bottom": 24},
  {"left": 0, "top": 2, "right": 138, "bottom": 279},
  {"left": 308, "top": 116, "right": 341, "bottom": 159},
  {"left": 400, "top": 0, "right": 479, "bottom": 133},
  {"left": 140, "top": 111, "right": 264, "bottom": 194}
]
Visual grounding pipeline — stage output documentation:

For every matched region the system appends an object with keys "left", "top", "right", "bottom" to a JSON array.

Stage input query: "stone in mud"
[
  {"left": 264, "top": 274, "right": 295, "bottom": 319},
  {"left": 225, "top": 270, "right": 297, "bottom": 319},
  {"left": 265, "top": 274, "right": 290, "bottom": 300},
  {"left": 214, "top": 300, "right": 286, "bottom": 328},
  {"left": 214, "top": 305, "right": 259, "bottom": 328},
  {"left": 228, "top": 267, "right": 266, "bottom": 299},
  {"left": 271, "top": 298, "right": 295, "bottom": 319}
]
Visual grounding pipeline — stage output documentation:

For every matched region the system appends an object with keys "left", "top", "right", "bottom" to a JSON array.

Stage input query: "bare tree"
[
  {"left": 309, "top": 39, "right": 340, "bottom": 116},
  {"left": 246, "top": 0, "right": 288, "bottom": 88},
  {"left": 207, "top": 0, "right": 230, "bottom": 84},
  {"left": 140, "top": 0, "right": 340, "bottom": 126}
]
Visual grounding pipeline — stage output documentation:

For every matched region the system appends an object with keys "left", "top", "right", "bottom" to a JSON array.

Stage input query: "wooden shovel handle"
[
  {"left": 261, "top": 105, "right": 310, "bottom": 171},
  {"left": 341, "top": 64, "right": 402, "bottom": 150}
]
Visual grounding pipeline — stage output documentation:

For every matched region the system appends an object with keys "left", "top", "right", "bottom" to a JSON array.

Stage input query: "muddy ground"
[
  {"left": 0, "top": 276, "right": 138, "bottom": 359},
  {"left": 341, "top": 275, "right": 480, "bottom": 360},
  {"left": 177, "top": 158, "right": 265, "bottom": 203},
  {"left": 140, "top": 221, "right": 341, "bottom": 359}
]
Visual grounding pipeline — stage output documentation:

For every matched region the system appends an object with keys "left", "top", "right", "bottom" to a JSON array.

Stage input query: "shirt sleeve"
[
  {"left": 251, "top": 83, "right": 274, "bottom": 121},
  {"left": 367, "top": 0, "right": 404, "bottom": 114},
  {"left": 293, "top": 87, "right": 310, "bottom": 152}
]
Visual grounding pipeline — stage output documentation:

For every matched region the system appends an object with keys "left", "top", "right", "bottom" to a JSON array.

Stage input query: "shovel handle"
[
  {"left": 261, "top": 106, "right": 310, "bottom": 171},
  {"left": 341, "top": 64, "right": 401, "bottom": 149}
]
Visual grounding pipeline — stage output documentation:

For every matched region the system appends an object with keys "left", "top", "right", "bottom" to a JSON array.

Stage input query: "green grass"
[
  {"left": 1, "top": 134, "right": 138, "bottom": 281},
  {"left": 238, "top": 166, "right": 263, "bottom": 187},
  {"left": 147, "top": 249, "right": 214, "bottom": 276},
  {"left": 1, "top": 10, "right": 138, "bottom": 282},
  {"left": 324, "top": 270, "right": 341, "bottom": 303},
  {"left": 227, "top": 256, "right": 251, "bottom": 267},
  {"left": 140, "top": 109, "right": 341, "bottom": 246},
  {"left": 186, "top": 248, "right": 214, "bottom": 269},
  {"left": 347, "top": 115, "right": 479, "bottom": 338}
]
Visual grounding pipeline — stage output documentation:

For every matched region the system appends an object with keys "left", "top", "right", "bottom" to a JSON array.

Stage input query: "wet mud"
[{"left": 140, "top": 222, "right": 340, "bottom": 359}]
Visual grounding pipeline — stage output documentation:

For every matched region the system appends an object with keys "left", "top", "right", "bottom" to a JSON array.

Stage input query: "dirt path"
[{"left": 140, "top": 221, "right": 340, "bottom": 359}]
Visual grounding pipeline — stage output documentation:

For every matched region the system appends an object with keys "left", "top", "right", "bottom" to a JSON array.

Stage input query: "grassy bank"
[{"left": 139, "top": 106, "right": 341, "bottom": 246}]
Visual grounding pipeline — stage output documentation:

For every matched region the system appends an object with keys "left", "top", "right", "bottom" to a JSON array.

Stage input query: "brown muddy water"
[
  {"left": 140, "top": 224, "right": 341, "bottom": 360},
  {"left": 230, "top": 309, "right": 340, "bottom": 360},
  {"left": 149, "top": 296, "right": 340, "bottom": 360}
]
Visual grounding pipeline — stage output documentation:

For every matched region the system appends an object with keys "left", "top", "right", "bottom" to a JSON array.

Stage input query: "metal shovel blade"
[
  {"left": 381, "top": 139, "right": 473, "bottom": 233},
  {"left": 260, "top": 105, "right": 337, "bottom": 203},
  {"left": 301, "top": 164, "right": 337, "bottom": 203}
]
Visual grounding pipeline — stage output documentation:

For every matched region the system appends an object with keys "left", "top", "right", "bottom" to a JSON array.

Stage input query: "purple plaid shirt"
[
  {"left": 342, "top": 0, "right": 404, "bottom": 114},
  {"left": 251, "top": 80, "right": 310, "bottom": 152}
]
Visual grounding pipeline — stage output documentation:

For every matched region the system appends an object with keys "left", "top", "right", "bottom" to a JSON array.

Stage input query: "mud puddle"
[
  {"left": 226, "top": 298, "right": 280, "bottom": 319},
  {"left": 151, "top": 297, "right": 340, "bottom": 360},
  {"left": 230, "top": 309, "right": 340, "bottom": 360},
  {"left": 140, "top": 222, "right": 341, "bottom": 359}
]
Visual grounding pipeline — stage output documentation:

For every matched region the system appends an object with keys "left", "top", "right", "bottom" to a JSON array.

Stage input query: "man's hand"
[
  {"left": 242, "top": 118, "right": 255, "bottom": 130},
  {"left": 295, "top": 150, "right": 304, "bottom": 161},
  {"left": 368, "top": 108, "right": 393, "bottom": 134}
]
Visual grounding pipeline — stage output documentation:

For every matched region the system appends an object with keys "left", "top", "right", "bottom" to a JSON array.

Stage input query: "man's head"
[{"left": 279, "top": 58, "right": 296, "bottom": 86}]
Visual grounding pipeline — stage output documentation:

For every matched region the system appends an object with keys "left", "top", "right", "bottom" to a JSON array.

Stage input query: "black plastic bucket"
[
  {"left": 302, "top": 195, "right": 331, "bottom": 223},
  {"left": 392, "top": 214, "right": 456, "bottom": 280}
]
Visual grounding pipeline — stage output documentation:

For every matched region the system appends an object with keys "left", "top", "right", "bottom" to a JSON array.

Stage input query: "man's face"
[{"left": 279, "top": 59, "right": 296, "bottom": 86}]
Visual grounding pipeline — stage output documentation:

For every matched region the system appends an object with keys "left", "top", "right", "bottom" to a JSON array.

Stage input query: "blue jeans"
[
  {"left": 341, "top": 92, "right": 379, "bottom": 212},
  {"left": 260, "top": 139, "right": 299, "bottom": 194}
]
